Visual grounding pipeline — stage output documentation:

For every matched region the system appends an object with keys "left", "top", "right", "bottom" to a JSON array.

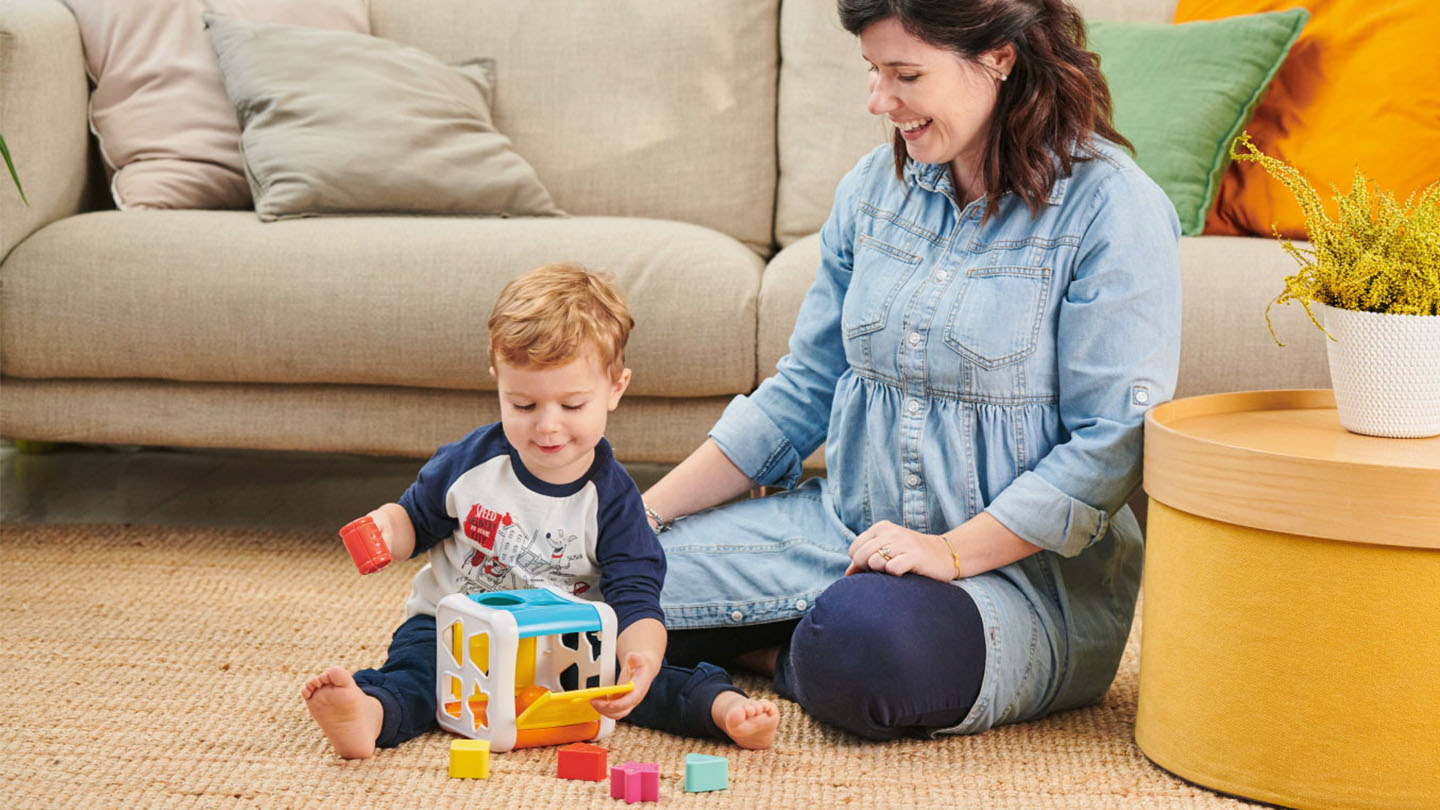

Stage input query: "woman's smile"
[{"left": 895, "top": 118, "right": 933, "bottom": 140}]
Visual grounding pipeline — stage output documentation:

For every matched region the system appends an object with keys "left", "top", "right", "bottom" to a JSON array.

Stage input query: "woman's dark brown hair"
[{"left": 838, "top": 0, "right": 1132, "bottom": 218}]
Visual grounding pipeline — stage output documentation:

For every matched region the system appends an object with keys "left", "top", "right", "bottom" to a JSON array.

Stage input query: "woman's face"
[{"left": 860, "top": 17, "right": 1008, "bottom": 180}]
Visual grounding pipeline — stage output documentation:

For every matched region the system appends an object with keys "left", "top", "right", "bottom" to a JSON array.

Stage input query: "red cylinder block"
[{"left": 339, "top": 516, "right": 391, "bottom": 574}]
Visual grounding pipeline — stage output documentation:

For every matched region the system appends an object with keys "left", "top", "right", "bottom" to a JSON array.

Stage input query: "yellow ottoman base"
[{"left": 1137, "top": 500, "right": 1440, "bottom": 810}]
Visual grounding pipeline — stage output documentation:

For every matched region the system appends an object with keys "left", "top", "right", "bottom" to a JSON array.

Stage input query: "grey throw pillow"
[{"left": 204, "top": 13, "right": 562, "bottom": 221}]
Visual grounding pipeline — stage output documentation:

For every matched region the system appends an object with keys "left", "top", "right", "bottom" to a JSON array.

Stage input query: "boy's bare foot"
[
  {"left": 302, "top": 666, "right": 384, "bottom": 759},
  {"left": 712, "top": 690, "right": 780, "bottom": 750}
]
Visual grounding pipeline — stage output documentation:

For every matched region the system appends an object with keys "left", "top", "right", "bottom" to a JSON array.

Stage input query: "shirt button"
[
  {"left": 935, "top": 271, "right": 948, "bottom": 283},
  {"left": 1135, "top": 389, "right": 1149, "bottom": 404},
  {"left": 730, "top": 609, "right": 744, "bottom": 622},
  {"left": 908, "top": 332, "right": 921, "bottom": 346},
  {"left": 907, "top": 399, "right": 920, "bottom": 414},
  {"left": 795, "top": 599, "right": 808, "bottom": 611},
  {"left": 906, "top": 473, "right": 920, "bottom": 487}
]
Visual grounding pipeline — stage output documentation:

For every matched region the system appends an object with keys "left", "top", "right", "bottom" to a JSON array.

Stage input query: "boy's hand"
[
  {"left": 590, "top": 651, "right": 659, "bottom": 720},
  {"left": 365, "top": 509, "right": 399, "bottom": 554},
  {"left": 339, "top": 513, "right": 391, "bottom": 575},
  {"left": 338, "top": 504, "right": 417, "bottom": 574}
]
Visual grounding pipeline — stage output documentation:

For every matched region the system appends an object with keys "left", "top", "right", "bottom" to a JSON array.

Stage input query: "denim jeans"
[{"left": 354, "top": 614, "right": 741, "bottom": 748}]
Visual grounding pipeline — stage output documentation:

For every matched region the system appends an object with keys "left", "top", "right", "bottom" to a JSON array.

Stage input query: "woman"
[{"left": 643, "top": 0, "right": 1181, "bottom": 740}]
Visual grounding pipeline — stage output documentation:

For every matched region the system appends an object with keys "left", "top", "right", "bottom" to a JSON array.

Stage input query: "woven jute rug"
[{"left": 0, "top": 523, "right": 1256, "bottom": 809}]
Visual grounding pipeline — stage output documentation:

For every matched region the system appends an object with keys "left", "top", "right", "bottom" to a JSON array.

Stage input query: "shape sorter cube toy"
[
  {"left": 610, "top": 761, "right": 660, "bottom": 803},
  {"left": 684, "top": 753, "right": 728, "bottom": 792},
  {"left": 436, "top": 586, "right": 633, "bottom": 752},
  {"left": 449, "top": 739, "right": 490, "bottom": 779},
  {"left": 557, "top": 742, "right": 608, "bottom": 781}
]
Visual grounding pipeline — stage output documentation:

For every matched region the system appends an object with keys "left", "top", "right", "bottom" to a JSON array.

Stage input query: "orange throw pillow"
[{"left": 1175, "top": 0, "right": 1440, "bottom": 238}]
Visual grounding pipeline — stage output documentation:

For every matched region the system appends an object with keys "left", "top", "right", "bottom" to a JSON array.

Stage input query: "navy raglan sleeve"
[
  {"left": 398, "top": 425, "right": 495, "bottom": 557},
  {"left": 593, "top": 459, "right": 666, "bottom": 633}
]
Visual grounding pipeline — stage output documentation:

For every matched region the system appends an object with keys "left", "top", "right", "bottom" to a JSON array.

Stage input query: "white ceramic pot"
[{"left": 1320, "top": 302, "right": 1440, "bottom": 438}]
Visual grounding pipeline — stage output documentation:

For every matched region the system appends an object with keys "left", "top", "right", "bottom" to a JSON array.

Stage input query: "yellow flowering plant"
[{"left": 1228, "top": 132, "right": 1440, "bottom": 345}]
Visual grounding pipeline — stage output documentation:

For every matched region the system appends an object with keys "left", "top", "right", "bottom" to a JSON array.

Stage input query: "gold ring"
[{"left": 878, "top": 545, "right": 893, "bottom": 561}]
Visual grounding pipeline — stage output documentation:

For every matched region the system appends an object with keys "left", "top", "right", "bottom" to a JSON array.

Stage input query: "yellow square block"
[{"left": 449, "top": 739, "right": 490, "bottom": 779}]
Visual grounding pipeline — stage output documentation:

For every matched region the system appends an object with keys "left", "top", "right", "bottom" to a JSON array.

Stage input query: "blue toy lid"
[{"left": 466, "top": 588, "right": 602, "bottom": 638}]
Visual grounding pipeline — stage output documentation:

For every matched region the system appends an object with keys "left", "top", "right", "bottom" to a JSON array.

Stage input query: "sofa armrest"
[{"left": 0, "top": 0, "right": 93, "bottom": 262}]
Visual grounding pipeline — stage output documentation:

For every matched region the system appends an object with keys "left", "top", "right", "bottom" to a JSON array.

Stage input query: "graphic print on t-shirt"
[{"left": 453, "top": 496, "right": 595, "bottom": 596}]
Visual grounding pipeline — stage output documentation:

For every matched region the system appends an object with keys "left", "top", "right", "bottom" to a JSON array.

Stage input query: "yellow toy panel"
[{"left": 515, "top": 682, "right": 634, "bottom": 730}]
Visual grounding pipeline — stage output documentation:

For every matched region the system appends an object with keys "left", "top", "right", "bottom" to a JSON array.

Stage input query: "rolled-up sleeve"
[
  {"left": 708, "top": 151, "right": 875, "bottom": 489},
  {"left": 709, "top": 394, "right": 806, "bottom": 488},
  {"left": 986, "top": 168, "right": 1182, "bottom": 557}
]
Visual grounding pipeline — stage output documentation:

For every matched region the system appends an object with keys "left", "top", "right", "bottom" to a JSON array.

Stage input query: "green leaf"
[{"left": 0, "top": 133, "right": 30, "bottom": 207}]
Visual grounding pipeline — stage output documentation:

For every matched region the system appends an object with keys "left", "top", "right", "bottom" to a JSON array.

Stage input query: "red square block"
[{"left": 557, "top": 742, "right": 608, "bottom": 781}]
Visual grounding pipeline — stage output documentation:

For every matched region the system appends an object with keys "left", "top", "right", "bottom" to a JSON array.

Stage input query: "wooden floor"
[{"left": 0, "top": 440, "right": 671, "bottom": 530}]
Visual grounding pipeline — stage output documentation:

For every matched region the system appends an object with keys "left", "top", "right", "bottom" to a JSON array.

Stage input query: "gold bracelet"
[{"left": 938, "top": 533, "right": 964, "bottom": 580}]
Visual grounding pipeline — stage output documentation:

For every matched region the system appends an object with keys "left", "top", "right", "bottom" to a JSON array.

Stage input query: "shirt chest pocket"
[
  {"left": 943, "top": 265, "right": 1053, "bottom": 369},
  {"left": 842, "top": 233, "right": 923, "bottom": 338}
]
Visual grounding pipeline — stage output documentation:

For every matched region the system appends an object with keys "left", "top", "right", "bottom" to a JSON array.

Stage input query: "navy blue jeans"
[
  {"left": 666, "top": 572, "right": 987, "bottom": 741},
  {"left": 354, "top": 614, "right": 742, "bottom": 748}
]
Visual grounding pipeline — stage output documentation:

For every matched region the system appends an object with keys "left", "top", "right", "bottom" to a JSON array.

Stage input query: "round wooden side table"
[{"left": 1138, "top": 389, "right": 1439, "bottom": 810}]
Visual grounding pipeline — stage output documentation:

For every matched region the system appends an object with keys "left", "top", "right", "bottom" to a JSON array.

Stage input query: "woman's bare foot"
[
  {"left": 712, "top": 690, "right": 780, "bottom": 749},
  {"left": 301, "top": 666, "right": 384, "bottom": 759}
]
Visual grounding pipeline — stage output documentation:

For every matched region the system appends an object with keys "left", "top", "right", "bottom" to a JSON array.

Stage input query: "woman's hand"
[{"left": 846, "top": 520, "right": 958, "bottom": 582}]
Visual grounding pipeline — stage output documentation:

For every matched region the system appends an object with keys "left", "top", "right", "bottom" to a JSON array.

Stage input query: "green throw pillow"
[{"left": 1088, "top": 9, "right": 1308, "bottom": 235}]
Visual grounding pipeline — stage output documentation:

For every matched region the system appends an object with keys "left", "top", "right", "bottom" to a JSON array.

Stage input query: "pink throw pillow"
[{"left": 60, "top": 0, "right": 370, "bottom": 210}]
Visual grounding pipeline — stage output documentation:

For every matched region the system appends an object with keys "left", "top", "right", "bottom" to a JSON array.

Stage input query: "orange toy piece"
[{"left": 557, "top": 742, "right": 609, "bottom": 781}]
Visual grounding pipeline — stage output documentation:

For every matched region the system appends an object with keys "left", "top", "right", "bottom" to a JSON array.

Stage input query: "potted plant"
[
  {"left": 1230, "top": 132, "right": 1440, "bottom": 438},
  {"left": 1, "top": 133, "right": 28, "bottom": 205}
]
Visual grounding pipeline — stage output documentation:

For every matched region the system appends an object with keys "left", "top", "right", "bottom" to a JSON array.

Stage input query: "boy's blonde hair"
[{"left": 487, "top": 263, "right": 634, "bottom": 380}]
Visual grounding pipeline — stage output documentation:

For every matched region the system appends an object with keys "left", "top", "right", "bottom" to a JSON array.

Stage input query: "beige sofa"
[{"left": 0, "top": 0, "right": 1329, "bottom": 465}]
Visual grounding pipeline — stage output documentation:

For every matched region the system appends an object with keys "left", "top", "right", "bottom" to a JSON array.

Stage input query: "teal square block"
[{"left": 684, "top": 753, "right": 728, "bottom": 793}]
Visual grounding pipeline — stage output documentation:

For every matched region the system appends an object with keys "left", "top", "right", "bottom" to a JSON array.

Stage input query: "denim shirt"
[{"left": 711, "top": 141, "right": 1181, "bottom": 714}]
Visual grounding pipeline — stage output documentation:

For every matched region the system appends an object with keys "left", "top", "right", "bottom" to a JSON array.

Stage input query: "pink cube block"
[{"left": 609, "top": 761, "right": 659, "bottom": 803}]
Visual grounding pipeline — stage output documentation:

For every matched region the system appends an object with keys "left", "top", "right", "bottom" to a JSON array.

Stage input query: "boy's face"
[{"left": 491, "top": 352, "right": 631, "bottom": 485}]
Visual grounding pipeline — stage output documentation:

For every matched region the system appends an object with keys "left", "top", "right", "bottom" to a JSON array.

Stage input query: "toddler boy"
[{"left": 301, "top": 263, "right": 778, "bottom": 758}]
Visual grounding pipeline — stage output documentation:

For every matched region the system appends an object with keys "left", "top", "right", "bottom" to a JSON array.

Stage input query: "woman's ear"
[{"left": 982, "top": 42, "right": 1017, "bottom": 80}]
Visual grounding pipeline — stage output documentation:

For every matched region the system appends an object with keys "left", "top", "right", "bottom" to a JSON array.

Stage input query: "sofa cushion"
[
  {"left": 367, "top": 0, "right": 779, "bottom": 254},
  {"left": 0, "top": 378, "right": 733, "bottom": 465},
  {"left": 0, "top": 212, "right": 762, "bottom": 398},
  {"left": 204, "top": 14, "right": 560, "bottom": 222},
  {"left": 775, "top": 0, "right": 1182, "bottom": 247},
  {"left": 58, "top": 0, "right": 369, "bottom": 211},
  {"left": 1172, "top": 236, "right": 1330, "bottom": 396}
]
